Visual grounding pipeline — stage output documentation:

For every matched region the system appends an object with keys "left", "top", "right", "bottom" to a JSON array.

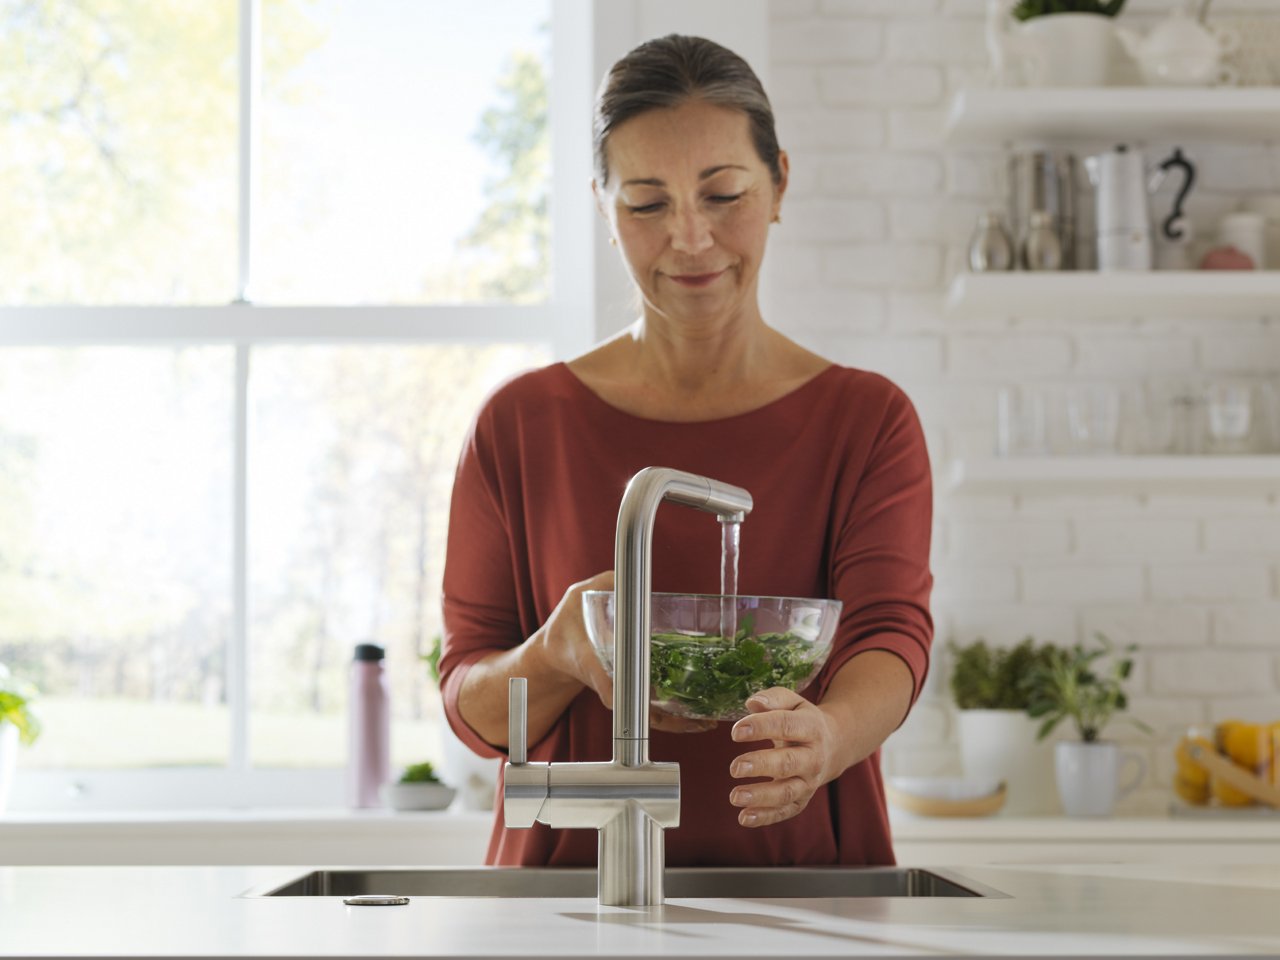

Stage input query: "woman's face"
[{"left": 596, "top": 99, "right": 787, "bottom": 332}]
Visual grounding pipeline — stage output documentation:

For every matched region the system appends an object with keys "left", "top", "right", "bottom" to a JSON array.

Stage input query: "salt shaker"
[
  {"left": 348, "top": 642, "right": 390, "bottom": 808},
  {"left": 968, "top": 211, "right": 1014, "bottom": 272},
  {"left": 1021, "top": 211, "right": 1062, "bottom": 271}
]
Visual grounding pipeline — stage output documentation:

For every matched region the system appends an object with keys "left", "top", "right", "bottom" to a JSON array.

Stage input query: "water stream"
[{"left": 719, "top": 519, "right": 740, "bottom": 644}]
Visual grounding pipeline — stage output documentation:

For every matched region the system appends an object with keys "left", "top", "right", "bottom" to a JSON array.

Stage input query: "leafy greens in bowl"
[{"left": 583, "top": 591, "right": 841, "bottom": 722}]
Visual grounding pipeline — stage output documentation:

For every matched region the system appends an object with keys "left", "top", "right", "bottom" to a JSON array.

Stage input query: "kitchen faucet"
[{"left": 504, "top": 467, "right": 753, "bottom": 906}]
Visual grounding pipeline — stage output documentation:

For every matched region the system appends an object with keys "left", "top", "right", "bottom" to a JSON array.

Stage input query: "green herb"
[
  {"left": 1011, "top": 0, "right": 1126, "bottom": 21},
  {"left": 649, "top": 626, "right": 820, "bottom": 720},
  {"left": 0, "top": 665, "right": 41, "bottom": 747},
  {"left": 948, "top": 636, "right": 1060, "bottom": 711},
  {"left": 399, "top": 761, "right": 442, "bottom": 784},
  {"left": 1024, "top": 633, "right": 1152, "bottom": 743}
]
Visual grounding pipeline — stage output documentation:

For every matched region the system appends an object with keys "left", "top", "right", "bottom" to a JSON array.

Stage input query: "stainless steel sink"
[{"left": 245, "top": 866, "right": 1005, "bottom": 899}]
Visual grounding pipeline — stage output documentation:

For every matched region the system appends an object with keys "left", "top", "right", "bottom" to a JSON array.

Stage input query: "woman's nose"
[{"left": 669, "top": 206, "right": 714, "bottom": 255}]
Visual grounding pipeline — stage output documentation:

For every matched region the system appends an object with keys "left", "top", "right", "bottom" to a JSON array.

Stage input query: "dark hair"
[{"left": 593, "top": 34, "right": 782, "bottom": 187}]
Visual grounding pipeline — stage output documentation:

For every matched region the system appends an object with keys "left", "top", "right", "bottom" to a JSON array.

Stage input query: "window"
[{"left": 0, "top": 0, "right": 591, "bottom": 809}]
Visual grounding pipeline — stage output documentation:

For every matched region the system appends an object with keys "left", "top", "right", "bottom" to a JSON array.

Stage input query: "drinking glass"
[
  {"left": 1065, "top": 383, "right": 1121, "bottom": 454},
  {"left": 995, "top": 385, "right": 1048, "bottom": 457}
]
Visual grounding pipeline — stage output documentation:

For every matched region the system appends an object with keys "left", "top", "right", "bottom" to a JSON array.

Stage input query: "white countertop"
[{"left": 3, "top": 861, "right": 1280, "bottom": 958}]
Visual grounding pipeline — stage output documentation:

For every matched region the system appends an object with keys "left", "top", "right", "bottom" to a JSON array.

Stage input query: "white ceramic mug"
[
  {"left": 1055, "top": 740, "right": 1146, "bottom": 817},
  {"left": 1219, "top": 212, "right": 1266, "bottom": 270}
]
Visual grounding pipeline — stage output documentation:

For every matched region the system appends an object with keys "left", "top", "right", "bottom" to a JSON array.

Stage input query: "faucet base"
[{"left": 598, "top": 802, "right": 667, "bottom": 906}]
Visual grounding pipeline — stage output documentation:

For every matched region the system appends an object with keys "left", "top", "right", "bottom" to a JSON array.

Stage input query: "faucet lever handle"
[{"left": 509, "top": 677, "right": 528, "bottom": 765}]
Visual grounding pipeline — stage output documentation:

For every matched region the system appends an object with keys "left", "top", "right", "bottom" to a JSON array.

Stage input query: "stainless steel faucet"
[{"left": 504, "top": 467, "right": 753, "bottom": 906}]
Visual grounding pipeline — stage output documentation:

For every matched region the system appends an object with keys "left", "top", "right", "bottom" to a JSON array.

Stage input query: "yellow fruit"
[
  {"left": 1215, "top": 719, "right": 1244, "bottom": 753},
  {"left": 1174, "top": 772, "right": 1210, "bottom": 805},
  {"left": 1211, "top": 774, "right": 1256, "bottom": 807},
  {"left": 1174, "top": 738, "right": 1210, "bottom": 788},
  {"left": 1222, "top": 722, "right": 1270, "bottom": 771}
]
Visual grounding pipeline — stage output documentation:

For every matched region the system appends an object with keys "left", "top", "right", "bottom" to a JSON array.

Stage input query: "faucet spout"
[
  {"left": 504, "top": 467, "right": 751, "bottom": 907},
  {"left": 613, "top": 467, "right": 753, "bottom": 762}
]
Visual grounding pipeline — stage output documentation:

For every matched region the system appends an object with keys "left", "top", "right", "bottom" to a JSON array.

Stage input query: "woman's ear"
[{"left": 772, "top": 150, "right": 790, "bottom": 221}]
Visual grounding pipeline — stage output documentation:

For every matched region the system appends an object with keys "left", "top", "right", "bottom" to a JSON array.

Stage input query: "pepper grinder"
[
  {"left": 968, "top": 210, "right": 1014, "bottom": 272},
  {"left": 1021, "top": 211, "right": 1063, "bottom": 271},
  {"left": 348, "top": 642, "right": 390, "bottom": 808}
]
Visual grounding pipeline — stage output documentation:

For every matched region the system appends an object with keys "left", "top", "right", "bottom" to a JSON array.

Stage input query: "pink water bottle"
[{"left": 348, "top": 642, "right": 390, "bottom": 808}]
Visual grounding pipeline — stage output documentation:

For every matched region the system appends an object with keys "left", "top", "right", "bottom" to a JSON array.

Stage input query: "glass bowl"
[{"left": 582, "top": 591, "right": 841, "bottom": 722}]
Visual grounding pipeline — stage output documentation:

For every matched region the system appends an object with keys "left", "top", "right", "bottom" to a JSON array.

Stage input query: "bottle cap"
[{"left": 353, "top": 643, "right": 385, "bottom": 662}]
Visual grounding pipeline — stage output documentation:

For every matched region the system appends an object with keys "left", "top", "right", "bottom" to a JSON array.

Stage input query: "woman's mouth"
[{"left": 668, "top": 270, "right": 726, "bottom": 288}]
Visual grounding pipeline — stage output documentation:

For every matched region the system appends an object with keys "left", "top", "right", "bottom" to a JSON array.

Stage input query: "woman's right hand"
[
  {"left": 535, "top": 570, "right": 617, "bottom": 710},
  {"left": 535, "top": 570, "right": 714, "bottom": 735}
]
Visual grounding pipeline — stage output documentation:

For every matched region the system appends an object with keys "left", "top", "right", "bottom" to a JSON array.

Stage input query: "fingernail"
[
  {"left": 750, "top": 694, "right": 770, "bottom": 709},
  {"left": 734, "top": 790, "right": 753, "bottom": 806},
  {"left": 733, "top": 760, "right": 754, "bottom": 777},
  {"left": 741, "top": 812, "right": 757, "bottom": 826},
  {"left": 734, "top": 723, "right": 753, "bottom": 741}
]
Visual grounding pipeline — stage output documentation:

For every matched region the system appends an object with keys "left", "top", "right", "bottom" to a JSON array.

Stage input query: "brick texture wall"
[{"left": 763, "top": 0, "right": 1280, "bottom": 813}]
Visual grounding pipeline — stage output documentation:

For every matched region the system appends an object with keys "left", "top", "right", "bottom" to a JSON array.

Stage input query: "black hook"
[{"left": 1159, "top": 148, "right": 1197, "bottom": 241}]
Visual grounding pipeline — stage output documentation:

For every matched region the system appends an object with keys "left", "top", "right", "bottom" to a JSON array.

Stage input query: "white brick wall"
[{"left": 764, "top": 0, "right": 1280, "bottom": 813}]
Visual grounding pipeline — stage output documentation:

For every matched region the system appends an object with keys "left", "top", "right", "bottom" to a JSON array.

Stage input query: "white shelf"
[
  {"left": 945, "top": 87, "right": 1280, "bottom": 146},
  {"left": 948, "top": 456, "right": 1280, "bottom": 495},
  {"left": 946, "top": 271, "right": 1280, "bottom": 320}
]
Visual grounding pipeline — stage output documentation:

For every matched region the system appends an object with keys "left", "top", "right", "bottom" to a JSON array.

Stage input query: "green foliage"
[
  {"left": 422, "top": 635, "right": 442, "bottom": 687},
  {"left": 0, "top": 664, "right": 42, "bottom": 746},
  {"left": 649, "top": 620, "right": 821, "bottom": 720},
  {"left": 398, "top": 760, "right": 441, "bottom": 784},
  {"left": 454, "top": 49, "right": 550, "bottom": 302},
  {"left": 948, "top": 636, "right": 1060, "bottom": 710},
  {"left": 1024, "top": 633, "right": 1152, "bottom": 742},
  {"left": 1012, "top": 0, "right": 1127, "bottom": 20}
]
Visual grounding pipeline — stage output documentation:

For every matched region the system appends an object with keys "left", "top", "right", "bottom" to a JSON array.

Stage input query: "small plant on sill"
[{"left": 1012, "top": 0, "right": 1127, "bottom": 20}]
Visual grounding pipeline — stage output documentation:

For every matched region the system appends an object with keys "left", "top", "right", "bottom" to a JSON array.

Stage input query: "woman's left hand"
[{"left": 727, "top": 687, "right": 847, "bottom": 827}]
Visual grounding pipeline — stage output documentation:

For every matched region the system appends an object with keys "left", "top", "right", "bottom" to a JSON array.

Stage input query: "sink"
[{"left": 245, "top": 866, "right": 1006, "bottom": 899}]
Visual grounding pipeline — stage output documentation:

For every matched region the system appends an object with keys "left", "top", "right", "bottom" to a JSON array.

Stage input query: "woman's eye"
[
  {"left": 627, "top": 202, "right": 665, "bottom": 215},
  {"left": 707, "top": 194, "right": 743, "bottom": 205}
]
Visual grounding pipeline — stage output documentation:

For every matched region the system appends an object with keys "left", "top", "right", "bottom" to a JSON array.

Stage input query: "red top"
[{"left": 440, "top": 362, "right": 933, "bottom": 867}]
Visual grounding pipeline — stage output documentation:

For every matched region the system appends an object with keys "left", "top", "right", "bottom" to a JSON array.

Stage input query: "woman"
[{"left": 440, "top": 34, "right": 932, "bottom": 867}]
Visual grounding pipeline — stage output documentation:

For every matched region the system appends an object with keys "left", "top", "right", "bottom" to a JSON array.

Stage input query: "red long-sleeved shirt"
[{"left": 441, "top": 362, "right": 933, "bottom": 866}]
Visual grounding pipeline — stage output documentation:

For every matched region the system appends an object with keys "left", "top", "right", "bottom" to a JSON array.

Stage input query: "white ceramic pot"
[
  {"left": 381, "top": 781, "right": 457, "bottom": 811},
  {"left": 1018, "top": 13, "right": 1119, "bottom": 87},
  {"left": 957, "top": 709, "right": 1059, "bottom": 816},
  {"left": 1054, "top": 740, "right": 1146, "bottom": 817}
]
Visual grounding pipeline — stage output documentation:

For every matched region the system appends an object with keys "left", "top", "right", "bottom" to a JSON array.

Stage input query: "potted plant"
[
  {"left": 949, "top": 636, "right": 1062, "bottom": 815},
  {"left": 381, "top": 759, "right": 457, "bottom": 811},
  {"left": 988, "top": 0, "right": 1129, "bottom": 87},
  {"left": 1025, "top": 633, "right": 1152, "bottom": 816},
  {"left": 0, "top": 663, "right": 42, "bottom": 812}
]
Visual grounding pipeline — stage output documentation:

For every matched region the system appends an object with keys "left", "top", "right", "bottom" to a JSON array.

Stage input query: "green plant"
[
  {"left": 1025, "top": 633, "right": 1153, "bottom": 742},
  {"left": 0, "top": 664, "right": 41, "bottom": 746},
  {"left": 421, "top": 634, "right": 442, "bottom": 686},
  {"left": 1012, "top": 0, "right": 1126, "bottom": 20},
  {"left": 948, "top": 636, "right": 1060, "bottom": 711},
  {"left": 398, "top": 761, "right": 442, "bottom": 784}
]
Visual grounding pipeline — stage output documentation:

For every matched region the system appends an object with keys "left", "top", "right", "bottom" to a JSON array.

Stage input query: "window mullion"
[
  {"left": 230, "top": 344, "right": 251, "bottom": 773},
  {"left": 237, "top": 0, "right": 261, "bottom": 304}
]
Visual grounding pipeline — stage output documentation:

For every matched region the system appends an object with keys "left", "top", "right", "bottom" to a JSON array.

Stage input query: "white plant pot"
[
  {"left": 1054, "top": 740, "right": 1146, "bottom": 817},
  {"left": 0, "top": 722, "right": 17, "bottom": 813},
  {"left": 957, "top": 709, "right": 1059, "bottom": 816},
  {"left": 1020, "top": 13, "right": 1120, "bottom": 87},
  {"left": 440, "top": 724, "right": 500, "bottom": 812}
]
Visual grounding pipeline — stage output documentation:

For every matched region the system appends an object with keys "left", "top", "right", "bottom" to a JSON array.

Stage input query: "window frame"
[{"left": 3, "top": 0, "right": 595, "bottom": 811}]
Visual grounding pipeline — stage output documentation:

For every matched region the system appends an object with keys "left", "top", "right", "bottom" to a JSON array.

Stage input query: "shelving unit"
[
  {"left": 944, "top": 87, "right": 1280, "bottom": 146},
  {"left": 947, "top": 271, "right": 1280, "bottom": 320},
  {"left": 947, "top": 455, "right": 1280, "bottom": 495}
]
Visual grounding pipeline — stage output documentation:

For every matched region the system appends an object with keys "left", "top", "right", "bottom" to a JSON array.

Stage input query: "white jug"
[{"left": 1115, "top": 5, "right": 1240, "bottom": 87}]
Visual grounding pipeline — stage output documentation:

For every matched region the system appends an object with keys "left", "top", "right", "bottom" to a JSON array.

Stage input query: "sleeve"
[
  {"left": 439, "top": 401, "right": 523, "bottom": 759},
  {"left": 815, "top": 382, "right": 934, "bottom": 713}
]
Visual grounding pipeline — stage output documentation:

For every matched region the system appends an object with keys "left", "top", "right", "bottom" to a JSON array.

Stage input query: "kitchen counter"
[
  {"left": 4, "top": 808, "right": 1279, "bottom": 866},
  {"left": 3, "top": 861, "right": 1280, "bottom": 958}
]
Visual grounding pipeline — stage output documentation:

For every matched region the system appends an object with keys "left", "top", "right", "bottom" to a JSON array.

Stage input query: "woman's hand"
[
  {"left": 535, "top": 570, "right": 714, "bottom": 735},
  {"left": 727, "top": 687, "right": 847, "bottom": 827},
  {"left": 535, "top": 570, "right": 617, "bottom": 708}
]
